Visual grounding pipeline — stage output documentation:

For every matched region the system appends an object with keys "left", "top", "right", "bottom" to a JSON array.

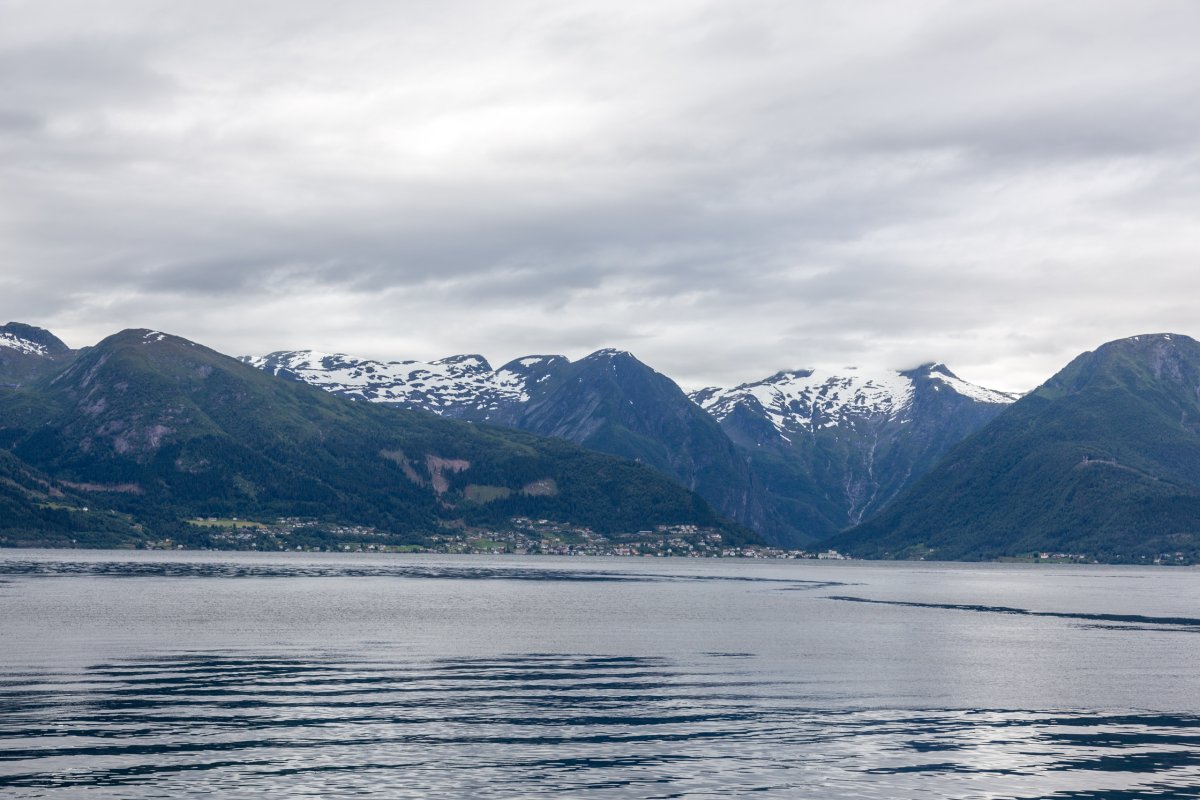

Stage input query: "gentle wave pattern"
[
  {"left": 4, "top": 653, "right": 1200, "bottom": 798},
  {"left": 2, "top": 551, "right": 1200, "bottom": 798}
]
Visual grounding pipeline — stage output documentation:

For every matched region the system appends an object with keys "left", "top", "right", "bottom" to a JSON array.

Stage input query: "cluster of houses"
[{"left": 175, "top": 514, "right": 850, "bottom": 559}]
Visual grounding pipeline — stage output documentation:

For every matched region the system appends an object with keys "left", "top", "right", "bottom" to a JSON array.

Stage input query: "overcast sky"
[{"left": 3, "top": 1, "right": 1199, "bottom": 392}]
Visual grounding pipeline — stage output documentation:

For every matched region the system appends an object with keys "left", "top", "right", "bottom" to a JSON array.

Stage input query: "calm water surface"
[{"left": 1, "top": 550, "right": 1199, "bottom": 798}]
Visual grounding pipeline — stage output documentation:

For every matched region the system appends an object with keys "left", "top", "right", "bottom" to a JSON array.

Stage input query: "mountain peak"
[
  {"left": 1035, "top": 332, "right": 1200, "bottom": 402},
  {"left": 585, "top": 348, "right": 637, "bottom": 361},
  {"left": 904, "top": 362, "right": 1016, "bottom": 404},
  {"left": 433, "top": 354, "right": 492, "bottom": 371},
  {"left": 103, "top": 328, "right": 197, "bottom": 349},
  {"left": 766, "top": 368, "right": 816, "bottom": 382},
  {"left": 1122, "top": 332, "right": 1190, "bottom": 344},
  {"left": 1100, "top": 332, "right": 1198, "bottom": 357},
  {"left": 137, "top": 329, "right": 171, "bottom": 344},
  {"left": 0, "top": 322, "right": 70, "bottom": 356},
  {"left": 902, "top": 361, "right": 955, "bottom": 378}
]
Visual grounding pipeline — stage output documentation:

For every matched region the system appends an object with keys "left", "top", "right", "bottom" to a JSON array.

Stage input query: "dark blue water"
[{"left": 2, "top": 551, "right": 1199, "bottom": 798}]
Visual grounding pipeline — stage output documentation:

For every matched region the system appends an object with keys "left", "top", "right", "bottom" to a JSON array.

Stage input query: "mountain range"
[
  {"left": 0, "top": 325, "right": 746, "bottom": 549},
  {"left": 245, "top": 349, "right": 1016, "bottom": 545},
  {"left": 6, "top": 320, "right": 1199, "bottom": 562}
]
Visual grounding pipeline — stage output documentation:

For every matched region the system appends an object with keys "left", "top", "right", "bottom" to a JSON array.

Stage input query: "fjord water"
[{"left": 2, "top": 552, "right": 1199, "bottom": 798}]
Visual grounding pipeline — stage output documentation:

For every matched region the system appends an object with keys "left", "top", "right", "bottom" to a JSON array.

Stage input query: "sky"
[{"left": 2, "top": 1, "right": 1199, "bottom": 393}]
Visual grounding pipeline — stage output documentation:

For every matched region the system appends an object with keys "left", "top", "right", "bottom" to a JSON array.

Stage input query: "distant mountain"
[
  {"left": 834, "top": 334, "right": 1200, "bottom": 562},
  {"left": 693, "top": 364, "right": 1016, "bottom": 541},
  {"left": 0, "top": 322, "right": 74, "bottom": 388},
  {"left": 0, "top": 328, "right": 747, "bottom": 546},
  {"left": 247, "top": 348, "right": 1013, "bottom": 545},
  {"left": 496, "top": 349, "right": 771, "bottom": 535},
  {"left": 12, "top": 324, "right": 1193, "bottom": 560}
]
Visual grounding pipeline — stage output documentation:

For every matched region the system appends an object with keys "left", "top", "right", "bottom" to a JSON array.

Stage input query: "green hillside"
[
  {"left": 0, "top": 329, "right": 749, "bottom": 546},
  {"left": 0, "top": 449, "right": 145, "bottom": 547},
  {"left": 833, "top": 334, "right": 1200, "bottom": 562}
]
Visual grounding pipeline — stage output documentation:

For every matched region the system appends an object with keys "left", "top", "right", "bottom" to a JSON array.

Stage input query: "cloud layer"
[{"left": 3, "top": 0, "right": 1199, "bottom": 392}]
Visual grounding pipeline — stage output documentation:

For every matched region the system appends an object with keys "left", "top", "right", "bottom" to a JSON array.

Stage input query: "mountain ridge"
[
  {"left": 244, "top": 346, "right": 1016, "bottom": 544},
  {"left": 6, "top": 321, "right": 1192, "bottom": 560}
]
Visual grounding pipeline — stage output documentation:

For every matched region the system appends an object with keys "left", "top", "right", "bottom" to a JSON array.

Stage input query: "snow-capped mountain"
[
  {"left": 241, "top": 346, "right": 1016, "bottom": 545},
  {"left": 691, "top": 363, "right": 1016, "bottom": 440},
  {"left": 0, "top": 322, "right": 74, "bottom": 387},
  {"left": 242, "top": 347, "right": 769, "bottom": 537},
  {"left": 693, "top": 362, "right": 1016, "bottom": 537}
]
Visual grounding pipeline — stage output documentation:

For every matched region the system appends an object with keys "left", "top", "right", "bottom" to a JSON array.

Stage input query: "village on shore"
[{"left": 151, "top": 516, "right": 851, "bottom": 559}]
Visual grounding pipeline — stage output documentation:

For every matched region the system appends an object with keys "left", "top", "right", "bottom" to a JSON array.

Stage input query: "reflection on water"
[{"left": 4, "top": 652, "right": 1200, "bottom": 799}]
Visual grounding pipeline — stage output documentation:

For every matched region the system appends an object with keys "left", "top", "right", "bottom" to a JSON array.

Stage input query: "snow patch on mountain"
[
  {"left": 492, "top": 367, "right": 533, "bottom": 403},
  {"left": 694, "top": 368, "right": 917, "bottom": 434},
  {"left": 0, "top": 332, "right": 48, "bottom": 356},
  {"left": 924, "top": 364, "right": 1018, "bottom": 404},
  {"left": 241, "top": 350, "right": 554, "bottom": 414},
  {"left": 242, "top": 346, "right": 1016, "bottom": 442},
  {"left": 692, "top": 364, "right": 1014, "bottom": 437}
]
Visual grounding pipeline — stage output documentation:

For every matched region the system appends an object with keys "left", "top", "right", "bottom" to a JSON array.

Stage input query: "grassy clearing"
[
  {"left": 468, "top": 538, "right": 506, "bottom": 550},
  {"left": 38, "top": 501, "right": 81, "bottom": 511},
  {"left": 464, "top": 484, "right": 512, "bottom": 503},
  {"left": 187, "top": 517, "right": 266, "bottom": 529}
]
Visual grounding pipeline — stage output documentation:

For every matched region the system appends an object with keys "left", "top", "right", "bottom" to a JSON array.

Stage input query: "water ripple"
[
  {"left": 0, "top": 559, "right": 850, "bottom": 590},
  {"left": 3, "top": 652, "right": 1200, "bottom": 798}
]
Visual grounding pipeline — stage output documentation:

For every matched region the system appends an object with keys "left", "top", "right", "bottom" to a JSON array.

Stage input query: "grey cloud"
[
  {"left": 0, "top": 109, "right": 41, "bottom": 133},
  {"left": 2, "top": 0, "right": 1200, "bottom": 394},
  {"left": 0, "top": 38, "right": 171, "bottom": 113}
]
